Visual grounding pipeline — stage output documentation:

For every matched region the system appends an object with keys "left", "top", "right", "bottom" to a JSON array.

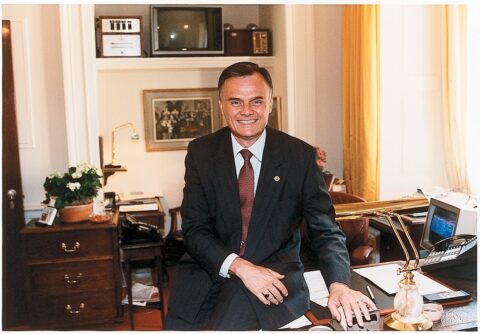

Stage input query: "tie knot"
[{"left": 240, "top": 149, "right": 253, "bottom": 162}]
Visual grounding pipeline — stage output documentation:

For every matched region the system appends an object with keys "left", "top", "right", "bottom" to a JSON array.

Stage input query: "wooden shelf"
[
  {"left": 103, "top": 166, "right": 127, "bottom": 185},
  {"left": 95, "top": 56, "right": 276, "bottom": 72}
]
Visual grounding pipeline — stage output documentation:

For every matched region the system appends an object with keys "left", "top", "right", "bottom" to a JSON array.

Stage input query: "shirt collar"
[{"left": 231, "top": 129, "right": 266, "bottom": 162}]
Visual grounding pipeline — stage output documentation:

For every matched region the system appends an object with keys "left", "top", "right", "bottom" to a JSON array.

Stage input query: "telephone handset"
[
  {"left": 121, "top": 214, "right": 161, "bottom": 244},
  {"left": 421, "top": 234, "right": 477, "bottom": 272}
]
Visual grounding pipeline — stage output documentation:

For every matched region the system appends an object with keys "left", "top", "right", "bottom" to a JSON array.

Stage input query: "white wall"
[
  {"left": 379, "top": 5, "right": 448, "bottom": 199},
  {"left": 313, "top": 5, "right": 344, "bottom": 177},
  {"left": 98, "top": 68, "right": 222, "bottom": 208},
  {"left": 3, "top": 5, "right": 69, "bottom": 218}
]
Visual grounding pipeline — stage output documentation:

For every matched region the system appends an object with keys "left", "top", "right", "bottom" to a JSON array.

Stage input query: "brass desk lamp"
[
  {"left": 335, "top": 197, "right": 433, "bottom": 331},
  {"left": 107, "top": 122, "right": 139, "bottom": 168}
]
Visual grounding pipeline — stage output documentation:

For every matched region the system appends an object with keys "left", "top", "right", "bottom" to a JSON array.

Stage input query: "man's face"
[{"left": 219, "top": 73, "right": 272, "bottom": 148}]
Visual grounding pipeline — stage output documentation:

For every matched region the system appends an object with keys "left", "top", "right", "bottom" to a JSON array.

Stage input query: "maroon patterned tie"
[{"left": 238, "top": 149, "right": 254, "bottom": 256}]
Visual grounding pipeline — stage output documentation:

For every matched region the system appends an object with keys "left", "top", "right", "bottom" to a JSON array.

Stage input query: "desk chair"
[
  {"left": 300, "top": 192, "right": 375, "bottom": 269},
  {"left": 164, "top": 207, "right": 186, "bottom": 264},
  {"left": 322, "top": 173, "right": 335, "bottom": 192},
  {"left": 329, "top": 191, "right": 374, "bottom": 265}
]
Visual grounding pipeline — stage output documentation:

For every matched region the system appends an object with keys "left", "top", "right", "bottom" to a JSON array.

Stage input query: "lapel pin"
[{"left": 274, "top": 176, "right": 280, "bottom": 182}]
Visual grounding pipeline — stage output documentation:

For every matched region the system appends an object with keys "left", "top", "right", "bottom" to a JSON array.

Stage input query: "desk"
[{"left": 307, "top": 261, "right": 477, "bottom": 331}]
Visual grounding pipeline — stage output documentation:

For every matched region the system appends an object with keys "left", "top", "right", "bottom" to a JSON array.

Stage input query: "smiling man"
[{"left": 164, "top": 62, "right": 375, "bottom": 330}]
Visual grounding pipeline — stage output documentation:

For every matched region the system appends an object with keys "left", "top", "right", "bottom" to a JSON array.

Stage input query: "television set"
[
  {"left": 420, "top": 197, "right": 477, "bottom": 250},
  {"left": 150, "top": 6, "right": 223, "bottom": 56}
]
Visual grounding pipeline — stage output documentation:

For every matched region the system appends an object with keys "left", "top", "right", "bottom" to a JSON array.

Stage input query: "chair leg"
[
  {"left": 161, "top": 245, "right": 169, "bottom": 282},
  {"left": 125, "top": 260, "right": 135, "bottom": 330},
  {"left": 155, "top": 255, "right": 165, "bottom": 324}
]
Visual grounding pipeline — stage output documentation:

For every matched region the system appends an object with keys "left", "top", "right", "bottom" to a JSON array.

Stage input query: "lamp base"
[{"left": 384, "top": 312, "right": 433, "bottom": 331}]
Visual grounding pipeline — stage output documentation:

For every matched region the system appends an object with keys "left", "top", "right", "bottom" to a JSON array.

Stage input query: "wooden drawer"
[
  {"left": 24, "top": 229, "right": 113, "bottom": 262},
  {"left": 29, "top": 290, "right": 118, "bottom": 329},
  {"left": 29, "top": 259, "right": 114, "bottom": 296}
]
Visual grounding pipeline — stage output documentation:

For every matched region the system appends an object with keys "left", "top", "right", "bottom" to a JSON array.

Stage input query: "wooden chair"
[
  {"left": 164, "top": 207, "right": 186, "bottom": 264},
  {"left": 322, "top": 173, "right": 335, "bottom": 192}
]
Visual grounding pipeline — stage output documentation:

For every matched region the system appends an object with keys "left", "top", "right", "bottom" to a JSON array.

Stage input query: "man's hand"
[
  {"left": 229, "top": 257, "right": 288, "bottom": 305},
  {"left": 327, "top": 282, "right": 377, "bottom": 327}
]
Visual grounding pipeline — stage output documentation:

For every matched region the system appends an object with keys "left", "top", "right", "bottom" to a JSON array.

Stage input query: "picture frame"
[
  {"left": 143, "top": 88, "right": 222, "bottom": 151},
  {"left": 268, "top": 96, "right": 283, "bottom": 130}
]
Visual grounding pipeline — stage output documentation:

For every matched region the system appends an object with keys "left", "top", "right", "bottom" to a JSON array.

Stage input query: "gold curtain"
[
  {"left": 441, "top": 5, "right": 470, "bottom": 193},
  {"left": 342, "top": 5, "right": 380, "bottom": 201}
]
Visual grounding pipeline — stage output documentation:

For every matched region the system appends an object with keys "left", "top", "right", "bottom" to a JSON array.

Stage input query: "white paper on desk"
[
  {"left": 353, "top": 263, "right": 452, "bottom": 295},
  {"left": 304, "top": 270, "right": 329, "bottom": 307},
  {"left": 279, "top": 315, "right": 312, "bottom": 329}
]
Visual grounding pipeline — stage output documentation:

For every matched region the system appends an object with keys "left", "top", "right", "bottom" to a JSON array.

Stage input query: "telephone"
[
  {"left": 421, "top": 234, "right": 477, "bottom": 273},
  {"left": 121, "top": 214, "right": 161, "bottom": 244}
]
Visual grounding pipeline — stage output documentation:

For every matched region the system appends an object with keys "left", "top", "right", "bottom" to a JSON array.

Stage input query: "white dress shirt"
[{"left": 219, "top": 130, "right": 267, "bottom": 277}]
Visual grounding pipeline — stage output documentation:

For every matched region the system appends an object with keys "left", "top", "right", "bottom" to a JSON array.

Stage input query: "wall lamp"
[{"left": 105, "top": 122, "right": 139, "bottom": 168}]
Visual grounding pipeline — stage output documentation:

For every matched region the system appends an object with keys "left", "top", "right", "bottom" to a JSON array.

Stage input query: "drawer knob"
[
  {"left": 64, "top": 273, "right": 83, "bottom": 284},
  {"left": 61, "top": 241, "right": 80, "bottom": 253},
  {"left": 65, "top": 303, "right": 85, "bottom": 314}
]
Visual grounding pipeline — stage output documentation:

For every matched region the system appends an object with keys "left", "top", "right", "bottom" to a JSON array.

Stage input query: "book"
[
  {"left": 118, "top": 198, "right": 158, "bottom": 212},
  {"left": 400, "top": 212, "right": 428, "bottom": 225}
]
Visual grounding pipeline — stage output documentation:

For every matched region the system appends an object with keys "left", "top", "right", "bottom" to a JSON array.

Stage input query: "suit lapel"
[
  {"left": 244, "top": 128, "right": 287, "bottom": 259},
  {"left": 213, "top": 129, "right": 243, "bottom": 251}
]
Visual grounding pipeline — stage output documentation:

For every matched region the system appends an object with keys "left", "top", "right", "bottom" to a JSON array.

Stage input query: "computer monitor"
[{"left": 420, "top": 197, "right": 477, "bottom": 251}]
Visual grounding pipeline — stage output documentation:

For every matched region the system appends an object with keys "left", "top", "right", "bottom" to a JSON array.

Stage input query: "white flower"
[
  {"left": 48, "top": 172, "right": 62, "bottom": 179},
  {"left": 66, "top": 182, "right": 81, "bottom": 191},
  {"left": 76, "top": 163, "right": 89, "bottom": 173},
  {"left": 95, "top": 167, "right": 103, "bottom": 177},
  {"left": 72, "top": 171, "right": 82, "bottom": 179}
]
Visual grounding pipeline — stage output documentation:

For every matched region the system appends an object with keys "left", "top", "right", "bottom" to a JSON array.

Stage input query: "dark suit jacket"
[{"left": 168, "top": 127, "right": 350, "bottom": 329}]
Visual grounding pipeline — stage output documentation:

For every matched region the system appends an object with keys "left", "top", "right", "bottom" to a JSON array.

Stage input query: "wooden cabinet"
[{"left": 20, "top": 214, "right": 122, "bottom": 329}]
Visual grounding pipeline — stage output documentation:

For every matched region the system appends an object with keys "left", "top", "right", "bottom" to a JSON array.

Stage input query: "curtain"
[
  {"left": 441, "top": 5, "right": 470, "bottom": 193},
  {"left": 342, "top": 5, "right": 380, "bottom": 201}
]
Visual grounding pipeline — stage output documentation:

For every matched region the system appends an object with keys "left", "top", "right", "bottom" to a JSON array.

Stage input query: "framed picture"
[
  {"left": 268, "top": 96, "right": 283, "bottom": 130},
  {"left": 143, "top": 88, "right": 222, "bottom": 151}
]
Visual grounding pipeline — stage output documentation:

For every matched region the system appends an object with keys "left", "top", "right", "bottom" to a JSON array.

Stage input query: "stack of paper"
[
  {"left": 353, "top": 263, "right": 452, "bottom": 295},
  {"left": 122, "top": 283, "right": 159, "bottom": 306},
  {"left": 304, "top": 270, "right": 330, "bottom": 307},
  {"left": 280, "top": 270, "right": 329, "bottom": 329},
  {"left": 118, "top": 198, "right": 159, "bottom": 212}
]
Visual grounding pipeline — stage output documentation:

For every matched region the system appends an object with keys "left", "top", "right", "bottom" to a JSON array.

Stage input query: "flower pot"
[{"left": 59, "top": 203, "right": 93, "bottom": 223}]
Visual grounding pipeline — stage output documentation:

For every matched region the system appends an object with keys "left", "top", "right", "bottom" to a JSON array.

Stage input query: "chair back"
[{"left": 329, "top": 191, "right": 372, "bottom": 265}]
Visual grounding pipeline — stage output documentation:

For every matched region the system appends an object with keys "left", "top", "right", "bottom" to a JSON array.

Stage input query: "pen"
[{"left": 366, "top": 285, "right": 376, "bottom": 302}]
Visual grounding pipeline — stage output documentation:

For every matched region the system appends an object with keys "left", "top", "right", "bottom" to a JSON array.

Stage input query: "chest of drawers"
[{"left": 21, "top": 214, "right": 122, "bottom": 329}]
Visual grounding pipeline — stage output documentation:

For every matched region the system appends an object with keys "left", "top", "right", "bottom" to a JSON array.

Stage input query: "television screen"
[{"left": 151, "top": 7, "right": 223, "bottom": 55}]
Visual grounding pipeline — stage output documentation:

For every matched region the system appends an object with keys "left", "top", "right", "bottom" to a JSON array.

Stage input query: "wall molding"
[
  {"left": 59, "top": 4, "right": 100, "bottom": 167},
  {"left": 5, "top": 16, "right": 36, "bottom": 149}
]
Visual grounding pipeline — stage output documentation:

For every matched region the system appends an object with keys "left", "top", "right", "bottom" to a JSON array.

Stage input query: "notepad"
[
  {"left": 279, "top": 270, "right": 328, "bottom": 329},
  {"left": 353, "top": 263, "right": 452, "bottom": 295}
]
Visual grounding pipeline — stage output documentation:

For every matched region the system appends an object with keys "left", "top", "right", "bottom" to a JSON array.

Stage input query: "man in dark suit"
[{"left": 165, "top": 62, "right": 375, "bottom": 330}]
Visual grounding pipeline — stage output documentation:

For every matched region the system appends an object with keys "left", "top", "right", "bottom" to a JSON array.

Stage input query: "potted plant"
[{"left": 43, "top": 163, "right": 103, "bottom": 223}]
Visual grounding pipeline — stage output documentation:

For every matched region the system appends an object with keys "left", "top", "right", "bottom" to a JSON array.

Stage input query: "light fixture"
[
  {"left": 334, "top": 197, "right": 433, "bottom": 331},
  {"left": 106, "top": 122, "right": 139, "bottom": 168}
]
